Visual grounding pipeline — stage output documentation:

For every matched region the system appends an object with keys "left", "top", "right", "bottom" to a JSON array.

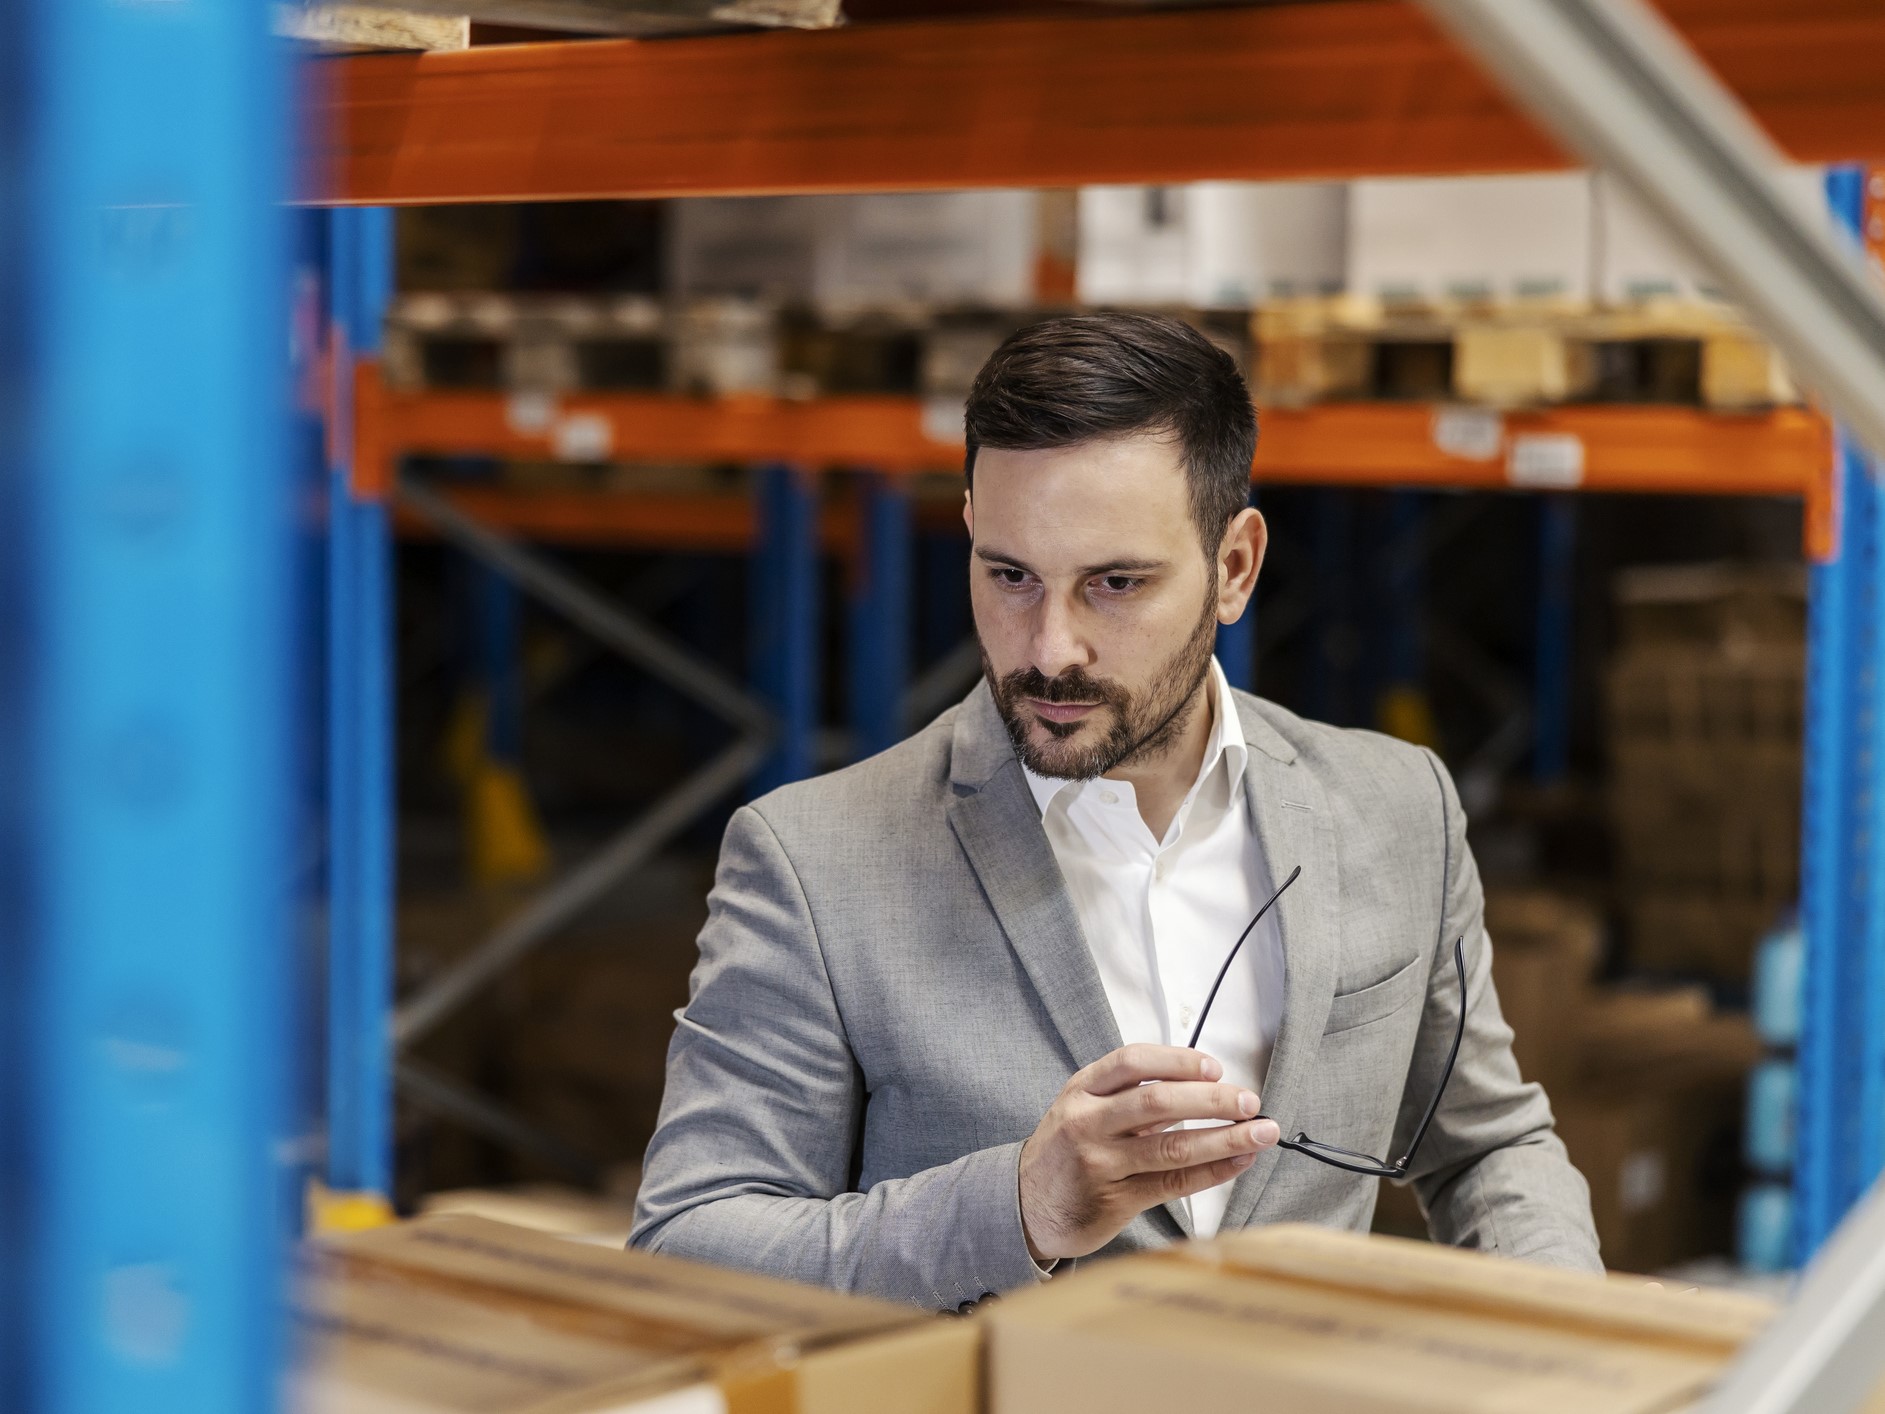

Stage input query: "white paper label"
[
  {"left": 1431, "top": 406, "right": 1504, "bottom": 462},
  {"left": 505, "top": 390, "right": 555, "bottom": 434},
  {"left": 1506, "top": 432, "right": 1585, "bottom": 489},
  {"left": 1619, "top": 1151, "right": 1666, "bottom": 1214},
  {"left": 606, "top": 1384, "right": 728, "bottom": 1414},
  {"left": 922, "top": 396, "right": 967, "bottom": 445},
  {"left": 552, "top": 411, "right": 614, "bottom": 462}
]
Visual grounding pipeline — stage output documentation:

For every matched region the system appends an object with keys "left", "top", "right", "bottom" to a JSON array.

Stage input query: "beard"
[{"left": 984, "top": 584, "right": 1220, "bottom": 781}]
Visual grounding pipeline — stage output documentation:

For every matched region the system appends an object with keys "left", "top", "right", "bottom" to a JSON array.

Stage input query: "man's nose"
[{"left": 1028, "top": 594, "right": 1090, "bottom": 681}]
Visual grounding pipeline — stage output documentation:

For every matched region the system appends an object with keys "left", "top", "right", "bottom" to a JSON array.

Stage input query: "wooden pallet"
[{"left": 1252, "top": 297, "right": 1797, "bottom": 411}]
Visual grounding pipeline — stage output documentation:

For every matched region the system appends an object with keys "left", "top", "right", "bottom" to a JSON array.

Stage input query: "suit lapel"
[
  {"left": 1218, "top": 698, "right": 1340, "bottom": 1232},
  {"left": 945, "top": 686, "right": 1124, "bottom": 1076}
]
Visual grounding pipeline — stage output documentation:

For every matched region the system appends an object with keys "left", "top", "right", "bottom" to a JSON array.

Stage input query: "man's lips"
[{"left": 1027, "top": 698, "right": 1100, "bottom": 724}]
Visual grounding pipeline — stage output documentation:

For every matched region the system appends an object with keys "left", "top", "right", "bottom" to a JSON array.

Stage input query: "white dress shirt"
[{"left": 1023, "top": 657, "right": 1284, "bottom": 1238}]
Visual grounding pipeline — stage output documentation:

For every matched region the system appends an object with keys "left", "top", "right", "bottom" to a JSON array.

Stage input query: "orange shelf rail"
[
  {"left": 365, "top": 375, "right": 1834, "bottom": 549},
  {"left": 306, "top": 0, "right": 1885, "bottom": 205}
]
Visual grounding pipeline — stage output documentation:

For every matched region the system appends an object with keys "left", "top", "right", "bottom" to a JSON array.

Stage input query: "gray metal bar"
[
  {"left": 1700, "top": 1177, "right": 1885, "bottom": 1414},
  {"left": 394, "top": 733, "right": 770, "bottom": 1047},
  {"left": 1415, "top": 0, "right": 1885, "bottom": 457},
  {"left": 900, "top": 633, "right": 985, "bottom": 731},
  {"left": 396, "top": 1058, "right": 604, "bottom": 1186},
  {"left": 399, "top": 475, "right": 773, "bottom": 734}
]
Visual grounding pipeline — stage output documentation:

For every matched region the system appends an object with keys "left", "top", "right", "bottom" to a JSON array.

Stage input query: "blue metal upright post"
[
  {"left": 1533, "top": 495, "right": 1577, "bottom": 784},
  {"left": 752, "top": 463, "right": 821, "bottom": 792},
  {"left": 847, "top": 472, "right": 912, "bottom": 760},
  {"left": 27, "top": 2, "right": 295, "bottom": 1409},
  {"left": 325, "top": 206, "right": 396, "bottom": 1203},
  {"left": 1794, "top": 165, "right": 1885, "bottom": 1261}
]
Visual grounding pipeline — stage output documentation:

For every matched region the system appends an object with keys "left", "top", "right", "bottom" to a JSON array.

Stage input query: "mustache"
[{"left": 1000, "top": 666, "right": 1128, "bottom": 707}]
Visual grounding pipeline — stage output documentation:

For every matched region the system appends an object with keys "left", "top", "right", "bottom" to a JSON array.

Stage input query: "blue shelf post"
[
  {"left": 1217, "top": 487, "right": 1257, "bottom": 692},
  {"left": 1533, "top": 495, "right": 1577, "bottom": 784},
  {"left": 24, "top": 0, "right": 297, "bottom": 1408},
  {"left": 752, "top": 463, "right": 821, "bottom": 792},
  {"left": 325, "top": 206, "right": 396, "bottom": 1204},
  {"left": 847, "top": 472, "right": 913, "bottom": 761},
  {"left": 1794, "top": 164, "right": 1885, "bottom": 1262}
]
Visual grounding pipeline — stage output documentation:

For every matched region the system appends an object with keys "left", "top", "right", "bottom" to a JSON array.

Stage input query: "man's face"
[{"left": 966, "top": 432, "right": 1223, "bottom": 780}]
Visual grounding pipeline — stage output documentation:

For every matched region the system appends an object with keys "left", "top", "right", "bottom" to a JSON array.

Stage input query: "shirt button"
[{"left": 1099, "top": 790, "right": 1119, "bottom": 805}]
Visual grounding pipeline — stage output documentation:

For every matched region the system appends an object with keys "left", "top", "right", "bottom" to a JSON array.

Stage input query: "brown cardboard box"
[
  {"left": 985, "top": 1225, "right": 1775, "bottom": 1414},
  {"left": 298, "top": 1216, "right": 979, "bottom": 1413},
  {"left": 1556, "top": 996, "right": 1760, "bottom": 1273},
  {"left": 1485, "top": 889, "right": 1602, "bottom": 1098}
]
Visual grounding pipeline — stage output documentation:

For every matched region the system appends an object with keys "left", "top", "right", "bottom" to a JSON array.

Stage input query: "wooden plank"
[
  {"left": 304, "top": 0, "right": 1885, "bottom": 204},
  {"left": 276, "top": 4, "right": 470, "bottom": 51}
]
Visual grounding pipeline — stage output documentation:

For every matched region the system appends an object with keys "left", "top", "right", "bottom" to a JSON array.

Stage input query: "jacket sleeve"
[
  {"left": 1393, "top": 750, "right": 1604, "bottom": 1273},
  {"left": 629, "top": 803, "right": 1050, "bottom": 1310}
]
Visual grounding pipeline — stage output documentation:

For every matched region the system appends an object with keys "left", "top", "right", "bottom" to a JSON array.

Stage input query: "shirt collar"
[{"left": 1022, "top": 658, "right": 1247, "bottom": 819}]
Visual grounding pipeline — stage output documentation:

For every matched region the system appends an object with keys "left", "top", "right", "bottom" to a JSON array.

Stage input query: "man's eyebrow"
[{"left": 973, "top": 547, "right": 1169, "bottom": 577}]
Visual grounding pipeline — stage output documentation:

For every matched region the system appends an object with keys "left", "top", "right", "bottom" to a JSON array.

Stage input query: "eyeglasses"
[{"left": 1186, "top": 865, "right": 1469, "bottom": 1180}]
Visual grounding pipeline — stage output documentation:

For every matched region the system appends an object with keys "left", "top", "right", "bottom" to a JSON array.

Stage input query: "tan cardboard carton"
[
  {"left": 298, "top": 1215, "right": 978, "bottom": 1414},
  {"left": 986, "top": 1225, "right": 1775, "bottom": 1414}
]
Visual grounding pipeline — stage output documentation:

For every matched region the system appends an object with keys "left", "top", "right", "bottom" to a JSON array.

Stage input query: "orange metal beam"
[
  {"left": 394, "top": 484, "right": 858, "bottom": 551},
  {"left": 369, "top": 375, "right": 1830, "bottom": 500},
  {"left": 307, "top": 0, "right": 1885, "bottom": 204}
]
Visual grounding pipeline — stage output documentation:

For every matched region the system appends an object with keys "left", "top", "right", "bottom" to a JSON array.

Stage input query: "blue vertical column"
[
  {"left": 1217, "top": 487, "right": 1256, "bottom": 691},
  {"left": 1794, "top": 165, "right": 1885, "bottom": 1260},
  {"left": 752, "top": 463, "right": 821, "bottom": 792},
  {"left": 847, "top": 472, "right": 912, "bottom": 760},
  {"left": 325, "top": 206, "right": 396, "bottom": 1202},
  {"left": 1307, "top": 489, "right": 1355, "bottom": 725},
  {"left": 1532, "top": 495, "right": 1577, "bottom": 784},
  {"left": 29, "top": 1, "right": 295, "bottom": 1409}
]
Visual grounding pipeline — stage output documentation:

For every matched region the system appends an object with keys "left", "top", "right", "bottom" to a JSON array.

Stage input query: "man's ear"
[
  {"left": 1216, "top": 507, "right": 1267, "bottom": 625},
  {"left": 962, "top": 488, "right": 974, "bottom": 540}
]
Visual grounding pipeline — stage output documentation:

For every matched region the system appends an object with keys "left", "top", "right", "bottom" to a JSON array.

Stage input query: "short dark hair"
[{"left": 963, "top": 312, "right": 1258, "bottom": 554}]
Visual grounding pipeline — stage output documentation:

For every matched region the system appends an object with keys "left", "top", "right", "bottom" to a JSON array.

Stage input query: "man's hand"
[{"left": 1018, "top": 1044, "right": 1282, "bottom": 1262}]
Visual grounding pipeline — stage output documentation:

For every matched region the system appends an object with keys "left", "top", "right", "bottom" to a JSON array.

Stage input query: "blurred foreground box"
[
  {"left": 293, "top": 1215, "right": 978, "bottom": 1413},
  {"left": 985, "top": 1225, "right": 1775, "bottom": 1414}
]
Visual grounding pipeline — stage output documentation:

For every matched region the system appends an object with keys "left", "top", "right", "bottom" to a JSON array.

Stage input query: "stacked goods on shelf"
[
  {"left": 1076, "top": 181, "right": 1347, "bottom": 309},
  {"left": 1604, "top": 563, "right": 1805, "bottom": 984},
  {"left": 984, "top": 1223, "right": 1778, "bottom": 1412},
  {"left": 296, "top": 1215, "right": 978, "bottom": 1413},
  {"left": 1738, "top": 917, "right": 1805, "bottom": 1272},
  {"left": 1374, "top": 887, "right": 1759, "bottom": 1272}
]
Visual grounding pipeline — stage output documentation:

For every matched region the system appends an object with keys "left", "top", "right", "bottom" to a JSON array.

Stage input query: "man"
[{"left": 631, "top": 312, "right": 1601, "bottom": 1309}]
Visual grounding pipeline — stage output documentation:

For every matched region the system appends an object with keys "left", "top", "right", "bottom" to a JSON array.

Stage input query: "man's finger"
[
  {"left": 1121, "top": 1149, "right": 1262, "bottom": 1205},
  {"left": 1079, "top": 1043, "right": 1222, "bottom": 1096},
  {"left": 1093, "top": 1080, "right": 1260, "bottom": 1136},
  {"left": 1111, "top": 1117, "right": 1278, "bottom": 1177}
]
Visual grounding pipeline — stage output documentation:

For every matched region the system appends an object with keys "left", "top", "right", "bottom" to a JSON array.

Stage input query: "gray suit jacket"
[{"left": 631, "top": 683, "right": 1601, "bottom": 1309}]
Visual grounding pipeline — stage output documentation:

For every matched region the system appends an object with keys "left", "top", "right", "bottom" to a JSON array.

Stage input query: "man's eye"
[
  {"left": 1099, "top": 575, "right": 1140, "bottom": 594},
  {"left": 991, "top": 567, "right": 1028, "bottom": 587}
]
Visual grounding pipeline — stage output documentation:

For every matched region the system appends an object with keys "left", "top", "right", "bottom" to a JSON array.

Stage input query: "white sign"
[{"left": 1507, "top": 432, "right": 1586, "bottom": 489}]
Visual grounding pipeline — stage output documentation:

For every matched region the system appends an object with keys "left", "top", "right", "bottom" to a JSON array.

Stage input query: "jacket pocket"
[{"left": 1323, "top": 953, "right": 1424, "bottom": 1034}]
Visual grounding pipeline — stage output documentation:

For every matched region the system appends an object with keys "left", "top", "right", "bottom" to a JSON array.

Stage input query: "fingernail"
[
  {"left": 1237, "top": 1090, "right": 1259, "bottom": 1117},
  {"left": 1200, "top": 1055, "right": 1223, "bottom": 1080},
  {"left": 1254, "top": 1120, "right": 1281, "bottom": 1146},
  {"left": 1233, "top": 1152, "right": 1257, "bottom": 1168}
]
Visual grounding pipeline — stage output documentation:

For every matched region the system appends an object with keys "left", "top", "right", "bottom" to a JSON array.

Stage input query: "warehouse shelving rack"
[{"left": 300, "top": 1, "right": 1885, "bottom": 1272}]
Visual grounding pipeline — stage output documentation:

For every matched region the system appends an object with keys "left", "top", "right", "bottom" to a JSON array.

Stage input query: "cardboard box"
[
  {"left": 1078, "top": 181, "right": 1347, "bottom": 308},
  {"left": 816, "top": 191, "right": 1040, "bottom": 315},
  {"left": 298, "top": 1216, "right": 979, "bottom": 1414},
  {"left": 1556, "top": 997, "right": 1760, "bottom": 1273},
  {"left": 1595, "top": 165, "right": 1829, "bottom": 306},
  {"left": 1484, "top": 889, "right": 1603, "bottom": 1098},
  {"left": 1348, "top": 173, "right": 1594, "bottom": 306},
  {"left": 985, "top": 1224, "right": 1775, "bottom": 1414}
]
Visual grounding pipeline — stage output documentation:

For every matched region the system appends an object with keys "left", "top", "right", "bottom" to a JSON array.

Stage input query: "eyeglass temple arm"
[
  {"left": 1390, "top": 935, "right": 1470, "bottom": 1173},
  {"left": 1185, "top": 864, "right": 1303, "bottom": 1052}
]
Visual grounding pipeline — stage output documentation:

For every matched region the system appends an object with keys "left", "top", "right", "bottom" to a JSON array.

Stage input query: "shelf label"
[
  {"left": 922, "top": 396, "right": 967, "bottom": 445},
  {"left": 1431, "top": 406, "right": 1504, "bottom": 462},
  {"left": 552, "top": 411, "right": 613, "bottom": 462},
  {"left": 505, "top": 391, "right": 555, "bottom": 435},
  {"left": 1507, "top": 432, "right": 1585, "bottom": 489}
]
